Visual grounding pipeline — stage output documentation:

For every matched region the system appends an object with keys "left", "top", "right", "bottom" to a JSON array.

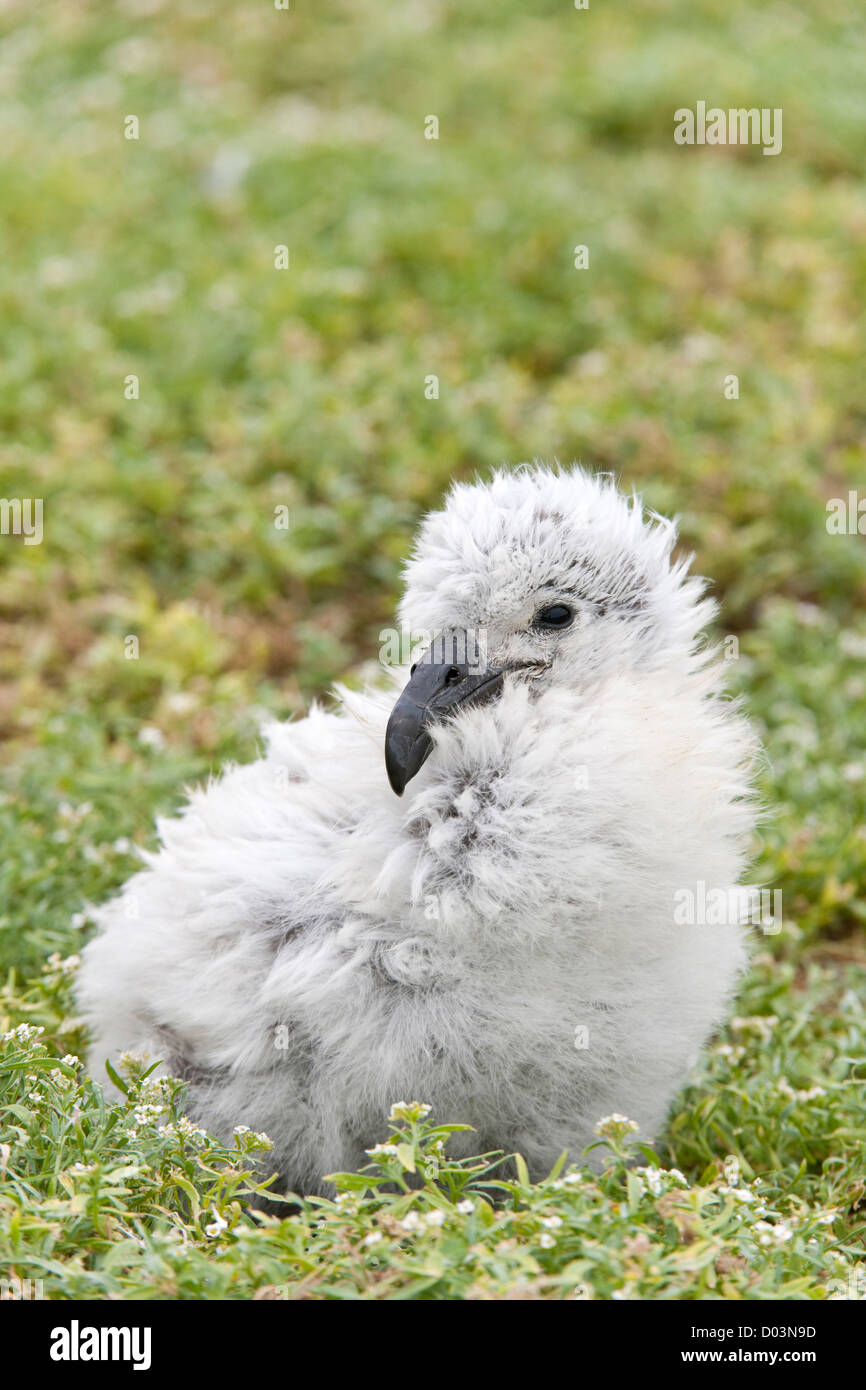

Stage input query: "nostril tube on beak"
[{"left": 384, "top": 632, "right": 505, "bottom": 795}]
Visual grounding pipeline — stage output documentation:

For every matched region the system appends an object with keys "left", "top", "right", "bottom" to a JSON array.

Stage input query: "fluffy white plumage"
[{"left": 78, "top": 466, "right": 758, "bottom": 1195}]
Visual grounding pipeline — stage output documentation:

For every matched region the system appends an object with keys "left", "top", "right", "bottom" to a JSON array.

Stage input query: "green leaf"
[
  {"left": 170, "top": 1172, "right": 201, "bottom": 1220},
  {"left": 395, "top": 1143, "right": 416, "bottom": 1174},
  {"left": 322, "top": 1171, "right": 384, "bottom": 1191},
  {"left": 547, "top": 1149, "right": 569, "bottom": 1182},
  {"left": 103, "top": 1058, "right": 128, "bottom": 1097},
  {"left": 627, "top": 1170, "right": 645, "bottom": 1214}
]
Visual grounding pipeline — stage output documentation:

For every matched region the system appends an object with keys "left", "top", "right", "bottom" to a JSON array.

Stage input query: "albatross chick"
[{"left": 79, "top": 467, "right": 758, "bottom": 1194}]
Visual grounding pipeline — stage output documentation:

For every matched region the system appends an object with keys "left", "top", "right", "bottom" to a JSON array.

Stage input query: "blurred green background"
[
  {"left": 1, "top": 0, "right": 866, "bottom": 1304},
  {"left": 1, "top": 0, "right": 865, "bottom": 981}
]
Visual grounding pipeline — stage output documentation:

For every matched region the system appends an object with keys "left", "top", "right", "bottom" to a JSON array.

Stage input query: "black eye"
[{"left": 534, "top": 604, "right": 574, "bottom": 630}]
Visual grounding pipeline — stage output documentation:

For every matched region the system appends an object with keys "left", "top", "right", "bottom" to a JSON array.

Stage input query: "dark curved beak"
[{"left": 384, "top": 633, "right": 504, "bottom": 795}]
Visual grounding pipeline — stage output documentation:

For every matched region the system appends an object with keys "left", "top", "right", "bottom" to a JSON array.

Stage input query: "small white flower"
[
  {"left": 399, "top": 1212, "right": 421, "bottom": 1233},
  {"left": 205, "top": 1209, "right": 228, "bottom": 1237},
  {"left": 425, "top": 1209, "right": 446, "bottom": 1228},
  {"left": 118, "top": 1050, "right": 146, "bottom": 1068},
  {"left": 362, "top": 1231, "right": 383, "bottom": 1247},
  {"left": 754, "top": 1220, "right": 793, "bottom": 1246},
  {"left": 456, "top": 1199, "right": 474, "bottom": 1215},
  {"left": 594, "top": 1113, "right": 639, "bottom": 1138},
  {"left": 387, "top": 1100, "right": 432, "bottom": 1124},
  {"left": 133, "top": 1103, "right": 165, "bottom": 1124},
  {"left": 3, "top": 1024, "right": 45, "bottom": 1044},
  {"left": 138, "top": 726, "right": 166, "bottom": 750},
  {"left": 539, "top": 1233, "right": 556, "bottom": 1248},
  {"left": 637, "top": 1166, "right": 664, "bottom": 1196},
  {"left": 176, "top": 1116, "right": 206, "bottom": 1140},
  {"left": 730, "top": 1015, "right": 778, "bottom": 1040},
  {"left": 541, "top": 1215, "right": 563, "bottom": 1230},
  {"left": 165, "top": 692, "right": 198, "bottom": 715}
]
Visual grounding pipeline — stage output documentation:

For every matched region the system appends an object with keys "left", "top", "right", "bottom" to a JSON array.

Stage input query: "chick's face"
[
  {"left": 442, "top": 574, "right": 642, "bottom": 691},
  {"left": 384, "top": 469, "right": 709, "bottom": 794}
]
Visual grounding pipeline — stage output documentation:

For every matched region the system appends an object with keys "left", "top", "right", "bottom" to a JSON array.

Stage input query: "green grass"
[{"left": 1, "top": 0, "right": 865, "bottom": 1299}]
